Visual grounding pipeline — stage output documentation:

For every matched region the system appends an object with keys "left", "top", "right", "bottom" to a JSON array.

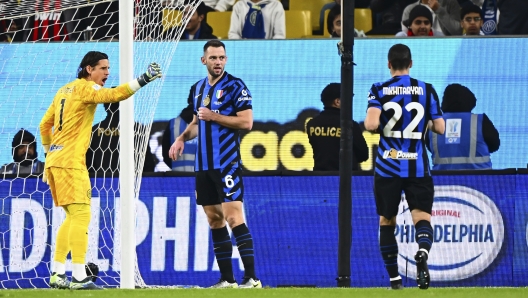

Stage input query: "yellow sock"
[
  {"left": 53, "top": 206, "right": 71, "bottom": 264},
  {"left": 65, "top": 203, "right": 91, "bottom": 265}
]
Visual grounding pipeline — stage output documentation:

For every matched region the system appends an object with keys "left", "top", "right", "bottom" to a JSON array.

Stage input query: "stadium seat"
[
  {"left": 162, "top": 9, "right": 183, "bottom": 32},
  {"left": 285, "top": 10, "right": 312, "bottom": 39},
  {"left": 324, "top": 8, "right": 373, "bottom": 36},
  {"left": 290, "top": 0, "right": 332, "bottom": 32},
  {"left": 323, "top": 9, "right": 330, "bottom": 36},
  {"left": 354, "top": 8, "right": 373, "bottom": 33},
  {"left": 207, "top": 11, "right": 232, "bottom": 39}
]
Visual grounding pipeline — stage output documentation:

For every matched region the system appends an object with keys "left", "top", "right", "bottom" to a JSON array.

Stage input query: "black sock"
[
  {"left": 232, "top": 223, "right": 256, "bottom": 279},
  {"left": 379, "top": 225, "right": 400, "bottom": 279},
  {"left": 415, "top": 220, "right": 433, "bottom": 254},
  {"left": 211, "top": 226, "right": 235, "bottom": 283}
]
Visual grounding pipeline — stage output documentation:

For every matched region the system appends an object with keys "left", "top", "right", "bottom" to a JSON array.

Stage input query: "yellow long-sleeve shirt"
[{"left": 39, "top": 78, "right": 135, "bottom": 170}]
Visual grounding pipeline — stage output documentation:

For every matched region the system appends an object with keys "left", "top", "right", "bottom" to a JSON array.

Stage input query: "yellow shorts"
[{"left": 46, "top": 167, "right": 92, "bottom": 207}]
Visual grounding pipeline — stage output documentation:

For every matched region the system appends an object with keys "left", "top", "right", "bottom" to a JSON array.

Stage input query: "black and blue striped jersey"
[
  {"left": 368, "top": 75, "right": 442, "bottom": 178},
  {"left": 193, "top": 72, "right": 252, "bottom": 171}
]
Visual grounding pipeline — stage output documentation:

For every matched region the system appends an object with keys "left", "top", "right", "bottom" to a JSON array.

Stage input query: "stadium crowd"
[{"left": 1, "top": 0, "right": 528, "bottom": 43}]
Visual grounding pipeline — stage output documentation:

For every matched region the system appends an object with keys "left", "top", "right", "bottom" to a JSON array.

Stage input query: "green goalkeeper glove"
[{"left": 137, "top": 62, "right": 162, "bottom": 87}]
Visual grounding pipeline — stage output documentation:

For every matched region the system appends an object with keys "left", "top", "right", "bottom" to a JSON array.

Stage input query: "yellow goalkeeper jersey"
[{"left": 40, "top": 78, "right": 135, "bottom": 170}]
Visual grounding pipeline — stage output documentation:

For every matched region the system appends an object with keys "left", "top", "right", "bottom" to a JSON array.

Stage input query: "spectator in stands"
[
  {"left": 1, "top": 129, "right": 45, "bottom": 175},
  {"left": 327, "top": 3, "right": 342, "bottom": 37},
  {"left": 62, "top": 6, "right": 85, "bottom": 42},
  {"left": 203, "top": 0, "right": 236, "bottom": 12},
  {"left": 20, "top": 1, "right": 71, "bottom": 42},
  {"left": 326, "top": 4, "right": 366, "bottom": 37},
  {"left": 426, "top": 84, "right": 500, "bottom": 170},
  {"left": 0, "top": 19, "right": 24, "bottom": 42},
  {"left": 83, "top": 0, "right": 119, "bottom": 41},
  {"left": 162, "top": 85, "right": 197, "bottom": 172},
  {"left": 306, "top": 83, "right": 369, "bottom": 171},
  {"left": 459, "top": 0, "right": 484, "bottom": 6},
  {"left": 401, "top": 0, "right": 462, "bottom": 35},
  {"left": 460, "top": 2, "right": 483, "bottom": 35},
  {"left": 396, "top": 5, "right": 444, "bottom": 36},
  {"left": 497, "top": 0, "right": 528, "bottom": 35},
  {"left": 319, "top": 0, "right": 371, "bottom": 35},
  {"left": 228, "top": 0, "right": 285, "bottom": 39},
  {"left": 86, "top": 102, "right": 155, "bottom": 175},
  {"left": 281, "top": 0, "right": 289, "bottom": 10},
  {"left": 368, "top": 0, "right": 416, "bottom": 35},
  {"left": 181, "top": 2, "right": 217, "bottom": 40}
]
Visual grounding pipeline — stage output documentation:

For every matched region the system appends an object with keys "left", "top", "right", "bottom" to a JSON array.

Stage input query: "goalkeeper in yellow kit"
[{"left": 39, "top": 51, "right": 162, "bottom": 290}]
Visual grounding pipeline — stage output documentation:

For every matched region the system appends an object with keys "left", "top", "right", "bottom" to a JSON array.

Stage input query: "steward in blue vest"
[
  {"left": 162, "top": 85, "right": 197, "bottom": 172},
  {"left": 426, "top": 84, "right": 500, "bottom": 170}
]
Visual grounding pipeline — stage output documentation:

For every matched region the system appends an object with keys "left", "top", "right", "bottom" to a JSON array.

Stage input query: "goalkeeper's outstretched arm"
[{"left": 82, "top": 62, "right": 163, "bottom": 104}]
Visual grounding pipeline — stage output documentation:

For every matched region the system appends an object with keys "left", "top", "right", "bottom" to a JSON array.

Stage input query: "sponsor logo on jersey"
[
  {"left": 396, "top": 185, "right": 504, "bottom": 281},
  {"left": 382, "top": 86, "right": 424, "bottom": 95},
  {"left": 382, "top": 148, "right": 418, "bottom": 160},
  {"left": 238, "top": 96, "right": 251, "bottom": 102},
  {"left": 49, "top": 144, "right": 64, "bottom": 152},
  {"left": 241, "top": 89, "right": 248, "bottom": 96}
]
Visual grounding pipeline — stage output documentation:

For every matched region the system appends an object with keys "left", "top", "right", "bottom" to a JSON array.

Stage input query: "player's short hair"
[
  {"left": 321, "top": 83, "right": 340, "bottom": 107},
  {"left": 388, "top": 44, "right": 412, "bottom": 71},
  {"left": 77, "top": 51, "right": 109, "bottom": 79},
  {"left": 460, "top": 2, "right": 483, "bottom": 20},
  {"left": 203, "top": 39, "right": 225, "bottom": 53}
]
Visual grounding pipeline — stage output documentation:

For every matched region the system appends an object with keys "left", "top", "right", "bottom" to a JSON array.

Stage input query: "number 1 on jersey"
[{"left": 58, "top": 98, "right": 66, "bottom": 131}]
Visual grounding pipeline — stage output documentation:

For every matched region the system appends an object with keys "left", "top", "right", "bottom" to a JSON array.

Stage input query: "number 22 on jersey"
[{"left": 382, "top": 101, "right": 424, "bottom": 139}]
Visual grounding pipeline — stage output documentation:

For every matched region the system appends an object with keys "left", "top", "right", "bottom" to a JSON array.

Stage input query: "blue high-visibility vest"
[
  {"left": 429, "top": 112, "right": 491, "bottom": 170},
  {"left": 169, "top": 117, "right": 196, "bottom": 172}
]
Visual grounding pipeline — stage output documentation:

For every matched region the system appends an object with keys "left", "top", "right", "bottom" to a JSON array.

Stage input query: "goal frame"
[{"left": 118, "top": 0, "right": 135, "bottom": 290}]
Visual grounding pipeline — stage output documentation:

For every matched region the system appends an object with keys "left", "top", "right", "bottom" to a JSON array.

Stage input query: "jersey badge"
[
  {"left": 216, "top": 90, "right": 224, "bottom": 98},
  {"left": 203, "top": 95, "right": 210, "bottom": 106}
]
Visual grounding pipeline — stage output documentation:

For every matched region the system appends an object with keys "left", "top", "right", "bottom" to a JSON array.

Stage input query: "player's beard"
[
  {"left": 14, "top": 151, "right": 35, "bottom": 166},
  {"left": 13, "top": 150, "right": 37, "bottom": 167},
  {"left": 208, "top": 65, "right": 224, "bottom": 79}
]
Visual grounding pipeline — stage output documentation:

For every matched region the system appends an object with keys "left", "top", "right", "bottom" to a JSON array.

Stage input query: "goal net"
[{"left": 0, "top": 0, "right": 202, "bottom": 289}]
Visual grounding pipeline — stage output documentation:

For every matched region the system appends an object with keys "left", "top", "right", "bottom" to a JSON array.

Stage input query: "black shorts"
[
  {"left": 374, "top": 175, "right": 434, "bottom": 219},
  {"left": 195, "top": 166, "right": 244, "bottom": 206}
]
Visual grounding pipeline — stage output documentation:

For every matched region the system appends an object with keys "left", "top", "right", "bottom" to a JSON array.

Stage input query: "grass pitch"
[{"left": 1, "top": 287, "right": 527, "bottom": 298}]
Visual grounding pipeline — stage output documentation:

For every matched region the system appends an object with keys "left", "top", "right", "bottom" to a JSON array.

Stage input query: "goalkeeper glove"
[{"left": 137, "top": 62, "right": 162, "bottom": 87}]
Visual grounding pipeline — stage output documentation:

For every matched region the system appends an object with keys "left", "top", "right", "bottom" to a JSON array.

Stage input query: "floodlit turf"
[{"left": 1, "top": 287, "right": 527, "bottom": 298}]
